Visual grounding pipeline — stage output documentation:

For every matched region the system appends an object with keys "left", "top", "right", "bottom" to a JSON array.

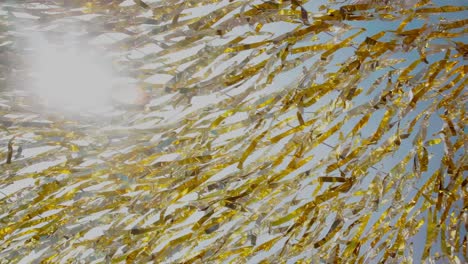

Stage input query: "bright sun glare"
[{"left": 30, "top": 34, "right": 145, "bottom": 113}]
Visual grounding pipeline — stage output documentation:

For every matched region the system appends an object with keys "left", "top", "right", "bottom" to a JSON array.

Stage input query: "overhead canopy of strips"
[{"left": 0, "top": 0, "right": 467, "bottom": 263}]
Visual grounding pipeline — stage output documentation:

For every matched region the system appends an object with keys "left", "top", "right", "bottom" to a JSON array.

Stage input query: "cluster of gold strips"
[{"left": 0, "top": 0, "right": 467, "bottom": 263}]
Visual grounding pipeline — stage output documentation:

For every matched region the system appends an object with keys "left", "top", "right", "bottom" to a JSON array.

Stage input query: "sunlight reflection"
[{"left": 29, "top": 34, "right": 147, "bottom": 114}]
